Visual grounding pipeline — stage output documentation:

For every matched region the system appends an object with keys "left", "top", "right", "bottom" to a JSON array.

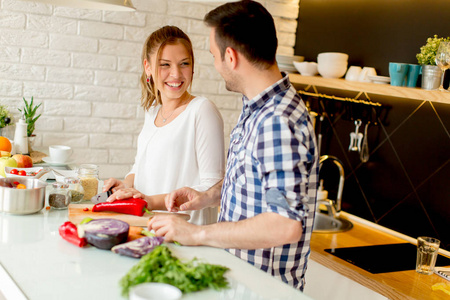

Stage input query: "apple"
[
  {"left": 12, "top": 154, "right": 33, "bottom": 168},
  {"left": 0, "top": 157, "right": 18, "bottom": 177}
]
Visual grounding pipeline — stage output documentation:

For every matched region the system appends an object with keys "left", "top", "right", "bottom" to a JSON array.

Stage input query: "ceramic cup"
[
  {"left": 345, "top": 66, "right": 362, "bottom": 81},
  {"left": 389, "top": 62, "right": 410, "bottom": 86},
  {"left": 49, "top": 145, "right": 72, "bottom": 163},
  {"left": 358, "top": 67, "right": 377, "bottom": 82},
  {"left": 406, "top": 64, "right": 422, "bottom": 88}
]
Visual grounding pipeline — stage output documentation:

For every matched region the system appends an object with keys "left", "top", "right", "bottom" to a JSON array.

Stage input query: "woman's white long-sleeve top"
[{"left": 129, "top": 97, "right": 225, "bottom": 225}]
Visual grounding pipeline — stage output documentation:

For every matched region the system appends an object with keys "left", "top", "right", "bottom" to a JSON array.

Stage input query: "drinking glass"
[{"left": 435, "top": 41, "right": 450, "bottom": 92}]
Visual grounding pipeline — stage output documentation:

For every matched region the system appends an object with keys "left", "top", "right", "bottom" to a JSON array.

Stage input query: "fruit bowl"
[{"left": 5, "top": 167, "right": 50, "bottom": 181}]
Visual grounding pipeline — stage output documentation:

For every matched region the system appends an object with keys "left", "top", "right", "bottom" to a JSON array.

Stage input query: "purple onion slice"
[
  {"left": 79, "top": 218, "right": 129, "bottom": 250},
  {"left": 111, "top": 236, "right": 164, "bottom": 258}
]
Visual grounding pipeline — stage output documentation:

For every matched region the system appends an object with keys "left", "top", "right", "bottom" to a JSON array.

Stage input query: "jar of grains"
[
  {"left": 49, "top": 182, "right": 71, "bottom": 209},
  {"left": 77, "top": 164, "right": 99, "bottom": 201},
  {"left": 64, "top": 177, "right": 85, "bottom": 203}
]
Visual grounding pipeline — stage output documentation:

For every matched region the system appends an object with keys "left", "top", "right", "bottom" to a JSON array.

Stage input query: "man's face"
[{"left": 209, "top": 28, "right": 238, "bottom": 93}]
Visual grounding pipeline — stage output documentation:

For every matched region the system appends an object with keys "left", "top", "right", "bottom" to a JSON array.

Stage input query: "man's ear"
[{"left": 224, "top": 47, "right": 238, "bottom": 70}]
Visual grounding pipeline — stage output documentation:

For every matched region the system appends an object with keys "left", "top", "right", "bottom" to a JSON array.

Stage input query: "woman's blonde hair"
[{"left": 140, "top": 26, "right": 194, "bottom": 111}]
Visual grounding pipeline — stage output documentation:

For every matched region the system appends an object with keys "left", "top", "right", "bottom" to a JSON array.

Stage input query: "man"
[{"left": 148, "top": 0, "right": 318, "bottom": 290}]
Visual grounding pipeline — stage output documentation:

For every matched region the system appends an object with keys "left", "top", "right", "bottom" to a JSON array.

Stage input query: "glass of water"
[{"left": 416, "top": 236, "right": 440, "bottom": 275}]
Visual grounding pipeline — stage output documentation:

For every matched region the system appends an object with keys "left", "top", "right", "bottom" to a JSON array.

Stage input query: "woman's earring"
[{"left": 146, "top": 75, "right": 151, "bottom": 83}]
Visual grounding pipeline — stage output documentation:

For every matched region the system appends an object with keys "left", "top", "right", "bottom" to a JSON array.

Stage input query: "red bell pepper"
[
  {"left": 92, "top": 198, "right": 148, "bottom": 216},
  {"left": 59, "top": 221, "right": 87, "bottom": 247}
]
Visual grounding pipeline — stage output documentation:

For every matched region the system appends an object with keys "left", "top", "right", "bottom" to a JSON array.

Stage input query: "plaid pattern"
[{"left": 219, "top": 73, "right": 318, "bottom": 290}]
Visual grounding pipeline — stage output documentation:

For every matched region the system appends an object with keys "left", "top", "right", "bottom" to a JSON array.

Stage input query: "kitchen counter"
[
  {"left": 0, "top": 206, "right": 308, "bottom": 300},
  {"left": 310, "top": 212, "right": 450, "bottom": 300}
]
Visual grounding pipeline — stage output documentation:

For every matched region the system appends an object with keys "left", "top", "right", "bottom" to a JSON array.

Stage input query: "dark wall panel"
[{"left": 295, "top": 0, "right": 450, "bottom": 76}]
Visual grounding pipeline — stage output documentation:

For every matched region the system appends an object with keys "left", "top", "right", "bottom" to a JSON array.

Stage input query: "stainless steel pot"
[{"left": 0, "top": 178, "right": 47, "bottom": 214}]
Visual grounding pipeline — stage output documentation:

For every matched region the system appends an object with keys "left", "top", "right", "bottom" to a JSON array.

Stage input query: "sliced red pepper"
[
  {"left": 92, "top": 198, "right": 148, "bottom": 216},
  {"left": 59, "top": 221, "right": 87, "bottom": 247}
]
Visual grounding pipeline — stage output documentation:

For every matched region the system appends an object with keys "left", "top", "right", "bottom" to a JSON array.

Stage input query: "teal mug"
[
  {"left": 406, "top": 64, "right": 422, "bottom": 88},
  {"left": 389, "top": 62, "right": 409, "bottom": 86}
]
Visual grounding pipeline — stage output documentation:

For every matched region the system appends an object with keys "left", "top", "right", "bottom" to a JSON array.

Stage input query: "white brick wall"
[{"left": 0, "top": 0, "right": 300, "bottom": 179}]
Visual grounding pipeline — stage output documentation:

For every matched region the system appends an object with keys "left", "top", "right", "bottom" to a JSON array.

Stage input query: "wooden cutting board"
[{"left": 68, "top": 203, "right": 190, "bottom": 227}]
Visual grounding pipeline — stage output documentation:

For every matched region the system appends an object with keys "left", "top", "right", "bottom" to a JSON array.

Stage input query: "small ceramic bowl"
[
  {"left": 129, "top": 283, "right": 182, "bottom": 300},
  {"left": 293, "top": 61, "right": 319, "bottom": 76}
]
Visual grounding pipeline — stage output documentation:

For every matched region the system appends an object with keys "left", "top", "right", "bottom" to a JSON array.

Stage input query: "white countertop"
[{"left": 0, "top": 206, "right": 310, "bottom": 300}]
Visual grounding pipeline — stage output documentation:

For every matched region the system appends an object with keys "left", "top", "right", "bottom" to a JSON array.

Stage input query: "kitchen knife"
[{"left": 90, "top": 189, "right": 113, "bottom": 204}]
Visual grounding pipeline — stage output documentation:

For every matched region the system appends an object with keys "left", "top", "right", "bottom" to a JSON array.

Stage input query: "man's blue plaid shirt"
[{"left": 219, "top": 73, "right": 318, "bottom": 290}]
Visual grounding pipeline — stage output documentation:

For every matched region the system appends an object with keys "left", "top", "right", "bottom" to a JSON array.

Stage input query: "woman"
[{"left": 103, "top": 26, "right": 224, "bottom": 225}]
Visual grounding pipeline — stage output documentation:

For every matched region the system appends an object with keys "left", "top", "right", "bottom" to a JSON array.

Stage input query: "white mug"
[
  {"left": 49, "top": 145, "right": 72, "bottom": 163},
  {"left": 358, "top": 67, "right": 377, "bottom": 82},
  {"left": 345, "top": 66, "right": 362, "bottom": 81}
]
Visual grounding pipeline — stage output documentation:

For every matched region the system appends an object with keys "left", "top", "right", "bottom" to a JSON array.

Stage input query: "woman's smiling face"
[{"left": 146, "top": 42, "right": 193, "bottom": 102}]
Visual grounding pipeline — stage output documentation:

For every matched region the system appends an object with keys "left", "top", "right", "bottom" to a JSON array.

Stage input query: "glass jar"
[
  {"left": 77, "top": 164, "right": 99, "bottom": 201},
  {"left": 49, "top": 182, "right": 71, "bottom": 209},
  {"left": 64, "top": 177, "right": 85, "bottom": 203}
]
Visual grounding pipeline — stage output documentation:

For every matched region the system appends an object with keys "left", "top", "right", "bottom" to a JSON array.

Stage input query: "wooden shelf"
[{"left": 289, "top": 73, "right": 450, "bottom": 105}]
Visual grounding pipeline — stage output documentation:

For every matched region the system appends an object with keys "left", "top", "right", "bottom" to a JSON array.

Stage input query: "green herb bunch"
[
  {"left": 416, "top": 35, "right": 450, "bottom": 65},
  {"left": 120, "top": 245, "right": 230, "bottom": 297},
  {"left": 18, "top": 96, "right": 42, "bottom": 137},
  {"left": 0, "top": 105, "right": 12, "bottom": 129}
]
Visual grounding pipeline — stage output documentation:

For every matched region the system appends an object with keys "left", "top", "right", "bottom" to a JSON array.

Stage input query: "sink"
[{"left": 313, "top": 212, "right": 353, "bottom": 233}]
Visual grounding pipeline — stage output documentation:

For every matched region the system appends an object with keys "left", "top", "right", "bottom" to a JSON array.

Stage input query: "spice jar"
[
  {"left": 49, "top": 182, "right": 71, "bottom": 209},
  {"left": 77, "top": 164, "right": 99, "bottom": 201},
  {"left": 64, "top": 177, "right": 85, "bottom": 203}
]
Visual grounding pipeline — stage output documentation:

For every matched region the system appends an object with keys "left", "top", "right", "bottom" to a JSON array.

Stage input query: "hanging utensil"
[
  {"left": 348, "top": 119, "right": 363, "bottom": 152},
  {"left": 360, "top": 122, "right": 370, "bottom": 163}
]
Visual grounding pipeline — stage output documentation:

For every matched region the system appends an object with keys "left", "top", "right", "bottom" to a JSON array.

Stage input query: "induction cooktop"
[{"left": 325, "top": 243, "right": 450, "bottom": 274}]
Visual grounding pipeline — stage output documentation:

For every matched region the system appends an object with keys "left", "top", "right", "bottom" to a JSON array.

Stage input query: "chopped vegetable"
[
  {"left": 82, "top": 207, "right": 89, "bottom": 212},
  {"left": 59, "top": 221, "right": 87, "bottom": 248},
  {"left": 141, "top": 229, "right": 155, "bottom": 237},
  {"left": 92, "top": 198, "right": 148, "bottom": 216},
  {"left": 79, "top": 217, "right": 93, "bottom": 224},
  {"left": 119, "top": 245, "right": 229, "bottom": 297},
  {"left": 16, "top": 184, "right": 26, "bottom": 189},
  {"left": 79, "top": 218, "right": 129, "bottom": 250},
  {"left": 112, "top": 236, "right": 164, "bottom": 258}
]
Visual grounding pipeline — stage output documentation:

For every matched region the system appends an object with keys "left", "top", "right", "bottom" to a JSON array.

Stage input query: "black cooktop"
[{"left": 325, "top": 243, "right": 450, "bottom": 274}]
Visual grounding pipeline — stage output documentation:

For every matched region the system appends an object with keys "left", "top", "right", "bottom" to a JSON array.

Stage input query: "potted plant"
[
  {"left": 0, "top": 105, "right": 13, "bottom": 136},
  {"left": 18, "top": 96, "right": 41, "bottom": 151},
  {"left": 416, "top": 35, "right": 450, "bottom": 90}
]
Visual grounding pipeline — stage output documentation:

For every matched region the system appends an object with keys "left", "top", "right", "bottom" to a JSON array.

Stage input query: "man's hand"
[
  {"left": 148, "top": 215, "right": 202, "bottom": 246},
  {"left": 165, "top": 187, "right": 207, "bottom": 212}
]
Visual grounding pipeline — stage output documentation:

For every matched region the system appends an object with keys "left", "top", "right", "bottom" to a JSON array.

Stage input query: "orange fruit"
[
  {"left": 16, "top": 184, "right": 26, "bottom": 189},
  {"left": 0, "top": 137, "right": 12, "bottom": 152}
]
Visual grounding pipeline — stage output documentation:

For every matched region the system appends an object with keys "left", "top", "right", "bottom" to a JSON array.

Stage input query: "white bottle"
[{"left": 14, "top": 115, "right": 28, "bottom": 154}]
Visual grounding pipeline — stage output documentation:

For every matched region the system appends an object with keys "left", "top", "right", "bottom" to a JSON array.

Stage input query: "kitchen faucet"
[{"left": 319, "top": 155, "right": 345, "bottom": 213}]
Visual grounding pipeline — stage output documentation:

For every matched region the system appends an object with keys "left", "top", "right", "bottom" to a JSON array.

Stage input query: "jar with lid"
[
  {"left": 77, "top": 164, "right": 99, "bottom": 201},
  {"left": 49, "top": 182, "right": 71, "bottom": 209},
  {"left": 64, "top": 177, "right": 85, "bottom": 203}
]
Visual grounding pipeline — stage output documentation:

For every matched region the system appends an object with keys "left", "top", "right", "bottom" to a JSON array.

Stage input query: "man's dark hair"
[{"left": 204, "top": 0, "right": 277, "bottom": 69}]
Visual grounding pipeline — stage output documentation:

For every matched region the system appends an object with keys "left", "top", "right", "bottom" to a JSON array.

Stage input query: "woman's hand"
[
  {"left": 102, "top": 178, "right": 125, "bottom": 193},
  {"left": 106, "top": 187, "right": 145, "bottom": 202}
]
